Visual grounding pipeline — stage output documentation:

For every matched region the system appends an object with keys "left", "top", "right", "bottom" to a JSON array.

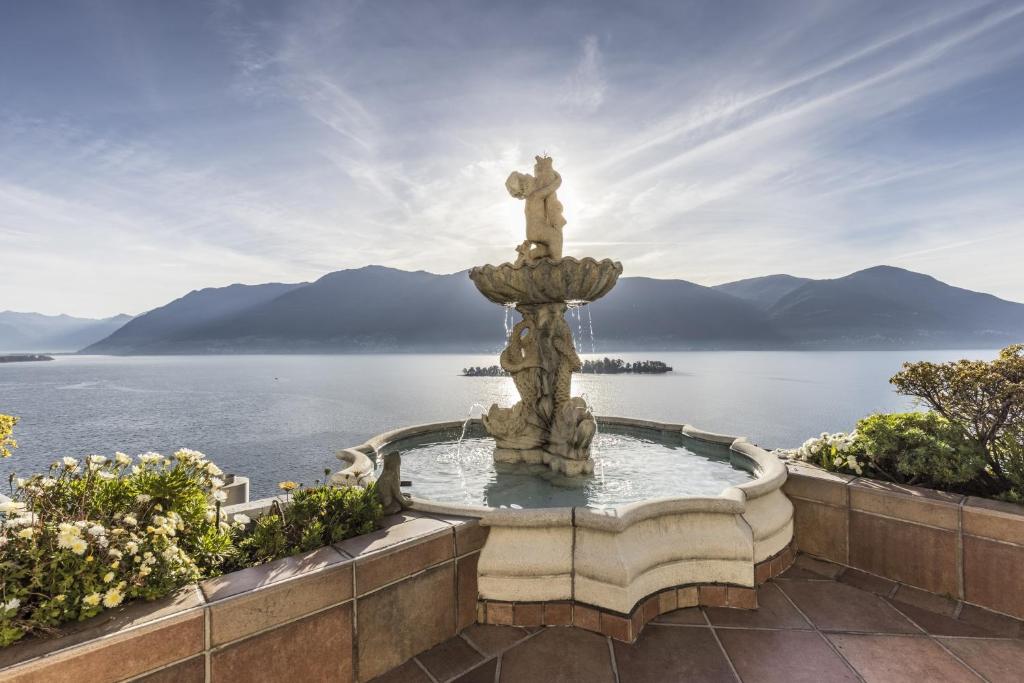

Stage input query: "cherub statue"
[
  {"left": 506, "top": 156, "right": 566, "bottom": 264},
  {"left": 375, "top": 451, "right": 411, "bottom": 515}
]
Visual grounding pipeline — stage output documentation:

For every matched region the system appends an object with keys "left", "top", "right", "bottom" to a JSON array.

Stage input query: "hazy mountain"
[
  {"left": 0, "top": 311, "right": 131, "bottom": 352},
  {"left": 79, "top": 264, "right": 1024, "bottom": 354},
  {"left": 767, "top": 266, "right": 1024, "bottom": 348},
  {"left": 82, "top": 282, "right": 305, "bottom": 354},
  {"left": 714, "top": 274, "right": 813, "bottom": 310}
]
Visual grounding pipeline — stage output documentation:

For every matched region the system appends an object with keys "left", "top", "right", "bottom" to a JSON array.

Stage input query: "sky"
[{"left": 2, "top": 0, "right": 1024, "bottom": 318}]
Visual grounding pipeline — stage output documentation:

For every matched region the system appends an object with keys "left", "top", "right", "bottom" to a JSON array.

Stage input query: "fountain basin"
[
  {"left": 346, "top": 416, "right": 793, "bottom": 615},
  {"left": 469, "top": 256, "right": 622, "bottom": 305}
]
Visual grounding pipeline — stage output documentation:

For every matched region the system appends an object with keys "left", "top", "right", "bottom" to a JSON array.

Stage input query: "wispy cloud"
[{"left": 564, "top": 35, "right": 606, "bottom": 113}]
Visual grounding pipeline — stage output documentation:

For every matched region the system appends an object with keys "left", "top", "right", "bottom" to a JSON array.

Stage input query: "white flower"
[
  {"left": 102, "top": 587, "right": 123, "bottom": 608},
  {"left": 14, "top": 478, "right": 25, "bottom": 488},
  {"left": 82, "top": 593, "right": 101, "bottom": 607},
  {"left": 61, "top": 456, "right": 79, "bottom": 469},
  {"left": 233, "top": 514, "right": 251, "bottom": 525},
  {"left": 210, "top": 477, "right": 224, "bottom": 490},
  {"left": 123, "top": 515, "right": 138, "bottom": 527},
  {"left": 16, "top": 527, "right": 33, "bottom": 539},
  {"left": 114, "top": 452, "right": 132, "bottom": 466},
  {"left": 0, "top": 501, "right": 26, "bottom": 514},
  {"left": 88, "top": 455, "right": 108, "bottom": 469},
  {"left": 125, "top": 541, "right": 139, "bottom": 555},
  {"left": 213, "top": 490, "right": 227, "bottom": 502},
  {"left": 6, "top": 513, "right": 37, "bottom": 528},
  {"left": 39, "top": 476, "right": 56, "bottom": 488},
  {"left": 103, "top": 571, "right": 115, "bottom": 583},
  {"left": 108, "top": 548, "right": 123, "bottom": 559},
  {"left": 3, "top": 598, "right": 20, "bottom": 612},
  {"left": 97, "top": 471, "right": 116, "bottom": 480},
  {"left": 69, "top": 537, "right": 89, "bottom": 555},
  {"left": 206, "top": 462, "right": 223, "bottom": 476},
  {"left": 135, "top": 494, "right": 152, "bottom": 504}
]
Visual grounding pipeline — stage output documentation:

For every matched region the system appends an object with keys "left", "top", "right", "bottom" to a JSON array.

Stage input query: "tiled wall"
[
  {"left": 0, "top": 511, "right": 486, "bottom": 683},
  {"left": 785, "top": 462, "right": 1024, "bottom": 619}
]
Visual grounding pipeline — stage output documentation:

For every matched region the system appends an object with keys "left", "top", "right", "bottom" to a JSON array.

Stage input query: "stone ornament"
[
  {"left": 376, "top": 451, "right": 411, "bottom": 515},
  {"left": 470, "top": 156, "right": 621, "bottom": 476}
]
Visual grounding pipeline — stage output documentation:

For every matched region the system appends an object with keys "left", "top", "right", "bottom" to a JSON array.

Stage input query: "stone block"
[
  {"left": 849, "top": 479, "right": 963, "bottom": 530},
  {"left": 791, "top": 497, "right": 848, "bottom": 564},
  {"left": 963, "top": 534, "right": 1024, "bottom": 619},
  {"left": 849, "top": 511, "right": 958, "bottom": 597}
]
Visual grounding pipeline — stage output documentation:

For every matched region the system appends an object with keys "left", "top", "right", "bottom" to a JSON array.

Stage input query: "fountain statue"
[{"left": 469, "top": 156, "right": 622, "bottom": 476}]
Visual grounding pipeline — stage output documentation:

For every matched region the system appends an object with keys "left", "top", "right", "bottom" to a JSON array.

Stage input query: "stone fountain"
[{"left": 469, "top": 156, "right": 622, "bottom": 476}]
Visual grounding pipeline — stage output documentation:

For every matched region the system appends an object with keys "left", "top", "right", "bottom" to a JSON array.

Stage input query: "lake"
[{"left": 0, "top": 350, "right": 997, "bottom": 498}]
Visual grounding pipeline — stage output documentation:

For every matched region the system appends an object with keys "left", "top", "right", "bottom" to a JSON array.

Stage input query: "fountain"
[
  {"left": 330, "top": 154, "right": 795, "bottom": 632},
  {"left": 469, "top": 155, "right": 622, "bottom": 476}
]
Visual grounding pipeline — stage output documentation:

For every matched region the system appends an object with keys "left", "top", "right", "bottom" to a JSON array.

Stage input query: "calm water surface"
[{"left": 0, "top": 351, "right": 997, "bottom": 498}]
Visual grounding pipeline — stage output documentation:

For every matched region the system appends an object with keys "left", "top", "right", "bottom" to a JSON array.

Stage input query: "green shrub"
[
  {"left": 229, "top": 483, "right": 382, "bottom": 569},
  {"left": 0, "top": 414, "right": 16, "bottom": 458},
  {"left": 0, "top": 449, "right": 234, "bottom": 646}
]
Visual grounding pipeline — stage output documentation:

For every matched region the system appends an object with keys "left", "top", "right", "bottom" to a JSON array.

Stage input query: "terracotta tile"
[
  {"left": 891, "top": 584, "right": 957, "bottom": 617},
  {"left": 706, "top": 583, "right": 809, "bottom": 629},
  {"left": 718, "top": 629, "right": 858, "bottom": 683},
  {"left": 486, "top": 601, "right": 513, "bottom": 625},
  {"left": 839, "top": 568, "right": 897, "bottom": 596},
  {"left": 357, "top": 563, "right": 456, "bottom": 681},
  {"left": 791, "top": 498, "right": 848, "bottom": 564},
  {"left": 367, "top": 659, "right": 432, "bottom": 683},
  {"left": 655, "top": 607, "right": 706, "bottom": 625},
  {"left": 354, "top": 534, "right": 453, "bottom": 595},
  {"left": 452, "top": 658, "right": 497, "bottom": 683},
  {"left": 209, "top": 561, "right": 353, "bottom": 646},
  {"left": 938, "top": 637, "right": 1024, "bottom": 683},
  {"left": 460, "top": 624, "right": 529, "bottom": 656},
  {"left": 499, "top": 628, "right": 615, "bottom": 682},
  {"left": 777, "top": 579, "right": 920, "bottom": 633},
  {"left": 457, "top": 553, "right": 479, "bottom": 631},
  {"left": 849, "top": 511, "right": 959, "bottom": 596},
  {"left": 784, "top": 465, "right": 854, "bottom": 505},
  {"left": 2, "top": 611, "right": 204, "bottom": 683},
  {"left": 887, "top": 600, "right": 998, "bottom": 637},
  {"left": 676, "top": 586, "right": 699, "bottom": 608},
  {"left": 573, "top": 604, "right": 601, "bottom": 632},
  {"left": 544, "top": 602, "right": 572, "bottom": 625},
  {"left": 0, "top": 586, "right": 203, "bottom": 671},
  {"left": 828, "top": 633, "right": 980, "bottom": 682},
  {"left": 336, "top": 512, "right": 451, "bottom": 557},
  {"left": 132, "top": 655, "right": 205, "bottom": 683},
  {"left": 513, "top": 603, "right": 544, "bottom": 627},
  {"left": 958, "top": 603, "right": 1024, "bottom": 638},
  {"left": 210, "top": 604, "right": 353, "bottom": 683},
  {"left": 642, "top": 595, "right": 660, "bottom": 623},
  {"left": 657, "top": 590, "right": 678, "bottom": 614},
  {"left": 699, "top": 585, "right": 729, "bottom": 607},
  {"left": 201, "top": 545, "right": 348, "bottom": 602},
  {"left": 416, "top": 636, "right": 484, "bottom": 681},
  {"left": 613, "top": 624, "right": 735, "bottom": 682},
  {"left": 755, "top": 559, "right": 773, "bottom": 584},
  {"left": 963, "top": 496, "right": 1024, "bottom": 545},
  {"left": 964, "top": 534, "right": 1024, "bottom": 618},
  {"left": 849, "top": 479, "right": 963, "bottom": 529},
  {"left": 600, "top": 612, "right": 631, "bottom": 641},
  {"left": 727, "top": 586, "right": 757, "bottom": 609}
]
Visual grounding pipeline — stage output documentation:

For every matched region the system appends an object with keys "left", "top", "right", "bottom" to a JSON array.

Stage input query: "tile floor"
[{"left": 370, "top": 555, "right": 1024, "bottom": 682}]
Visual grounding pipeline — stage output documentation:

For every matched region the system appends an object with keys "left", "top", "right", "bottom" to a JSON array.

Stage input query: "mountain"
[
  {"left": 714, "top": 274, "right": 812, "bottom": 310},
  {"left": 767, "top": 266, "right": 1024, "bottom": 348},
  {"left": 79, "top": 265, "right": 1024, "bottom": 354},
  {"left": 0, "top": 311, "right": 132, "bottom": 352},
  {"left": 82, "top": 282, "right": 305, "bottom": 354}
]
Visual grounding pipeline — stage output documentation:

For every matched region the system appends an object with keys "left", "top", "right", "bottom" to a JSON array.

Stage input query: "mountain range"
[
  {"left": 64, "top": 264, "right": 1024, "bottom": 354},
  {"left": 0, "top": 311, "right": 132, "bottom": 353}
]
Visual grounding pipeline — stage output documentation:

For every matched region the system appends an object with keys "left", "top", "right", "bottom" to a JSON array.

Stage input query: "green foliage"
[
  {"left": 891, "top": 344, "right": 1024, "bottom": 493},
  {"left": 229, "top": 484, "right": 382, "bottom": 569},
  {"left": 0, "top": 414, "right": 16, "bottom": 458}
]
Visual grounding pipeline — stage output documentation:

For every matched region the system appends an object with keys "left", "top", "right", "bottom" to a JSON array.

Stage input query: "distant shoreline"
[{"left": 0, "top": 354, "right": 55, "bottom": 363}]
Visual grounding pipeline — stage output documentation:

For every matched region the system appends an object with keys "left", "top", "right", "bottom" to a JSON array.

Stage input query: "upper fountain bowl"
[{"left": 469, "top": 256, "right": 623, "bottom": 306}]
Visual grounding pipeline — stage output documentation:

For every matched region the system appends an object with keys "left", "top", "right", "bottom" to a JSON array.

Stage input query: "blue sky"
[{"left": 2, "top": 0, "right": 1023, "bottom": 317}]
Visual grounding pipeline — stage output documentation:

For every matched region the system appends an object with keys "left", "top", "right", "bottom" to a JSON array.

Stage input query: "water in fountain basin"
[{"left": 392, "top": 425, "right": 755, "bottom": 509}]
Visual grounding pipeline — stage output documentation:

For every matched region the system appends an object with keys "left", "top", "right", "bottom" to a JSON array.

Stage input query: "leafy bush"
[
  {"left": 228, "top": 483, "right": 381, "bottom": 569},
  {"left": 0, "top": 449, "right": 234, "bottom": 646}
]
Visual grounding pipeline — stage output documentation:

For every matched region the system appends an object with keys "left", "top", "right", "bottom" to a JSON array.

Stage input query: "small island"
[
  {"left": 463, "top": 357, "right": 672, "bottom": 376},
  {"left": 0, "top": 354, "right": 55, "bottom": 363}
]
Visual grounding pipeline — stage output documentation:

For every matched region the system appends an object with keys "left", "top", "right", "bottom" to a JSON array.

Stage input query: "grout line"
[
  {"left": 459, "top": 631, "right": 488, "bottom": 659},
  {"left": 706, "top": 625, "right": 741, "bottom": 682},
  {"left": 119, "top": 654, "right": 206, "bottom": 682},
  {"left": 773, "top": 580, "right": 866, "bottom": 683},
  {"left": 606, "top": 636, "right": 620, "bottom": 683},
  {"left": 204, "top": 603, "right": 212, "bottom": 683},
  {"left": 493, "top": 653, "right": 501, "bottom": 683},
  {"left": 885, "top": 602, "right": 987, "bottom": 682},
  {"left": 413, "top": 656, "right": 440, "bottom": 683},
  {"left": 957, "top": 497, "right": 966, "bottom": 601}
]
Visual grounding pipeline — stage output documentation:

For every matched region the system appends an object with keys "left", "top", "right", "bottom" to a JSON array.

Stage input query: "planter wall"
[
  {"left": 0, "top": 511, "right": 485, "bottom": 683},
  {"left": 785, "top": 462, "right": 1024, "bottom": 620}
]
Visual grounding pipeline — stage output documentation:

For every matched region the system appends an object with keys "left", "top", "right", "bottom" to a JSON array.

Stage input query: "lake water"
[{"left": 0, "top": 350, "right": 997, "bottom": 498}]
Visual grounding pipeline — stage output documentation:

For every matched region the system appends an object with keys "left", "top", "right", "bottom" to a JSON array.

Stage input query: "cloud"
[{"left": 564, "top": 35, "right": 607, "bottom": 113}]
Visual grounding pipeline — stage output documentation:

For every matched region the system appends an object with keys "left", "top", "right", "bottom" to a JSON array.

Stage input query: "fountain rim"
[{"left": 338, "top": 415, "right": 788, "bottom": 529}]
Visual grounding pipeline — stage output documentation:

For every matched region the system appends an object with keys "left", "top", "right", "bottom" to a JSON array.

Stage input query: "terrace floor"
[{"left": 370, "top": 555, "right": 1024, "bottom": 683}]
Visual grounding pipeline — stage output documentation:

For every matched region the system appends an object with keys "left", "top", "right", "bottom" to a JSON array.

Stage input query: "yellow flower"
[
  {"left": 103, "top": 571, "right": 115, "bottom": 583},
  {"left": 277, "top": 481, "right": 298, "bottom": 492},
  {"left": 16, "top": 527, "right": 33, "bottom": 539},
  {"left": 82, "top": 593, "right": 101, "bottom": 607},
  {"left": 102, "top": 588, "right": 124, "bottom": 608}
]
